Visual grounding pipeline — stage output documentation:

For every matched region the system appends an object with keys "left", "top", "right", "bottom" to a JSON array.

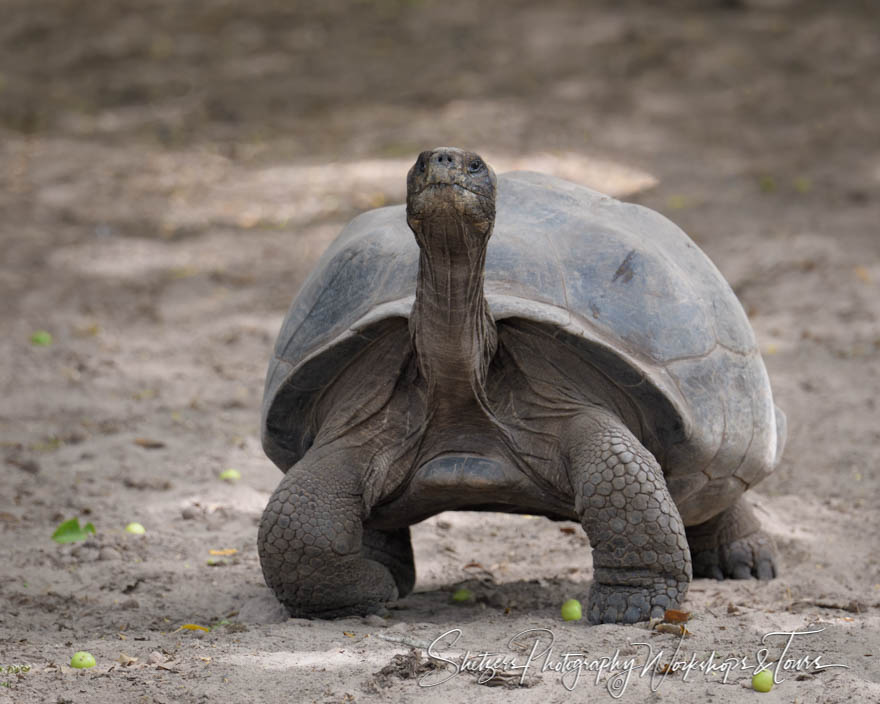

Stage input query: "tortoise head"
[{"left": 406, "top": 147, "right": 497, "bottom": 242}]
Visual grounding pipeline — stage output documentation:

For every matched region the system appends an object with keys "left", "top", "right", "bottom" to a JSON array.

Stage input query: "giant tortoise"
[{"left": 258, "top": 147, "right": 785, "bottom": 624}]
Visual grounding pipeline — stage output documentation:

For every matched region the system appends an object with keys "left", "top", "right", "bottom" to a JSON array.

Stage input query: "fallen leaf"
[
  {"left": 7, "top": 456, "right": 40, "bottom": 474},
  {"left": 559, "top": 527, "right": 576, "bottom": 535},
  {"left": 176, "top": 623, "right": 211, "bottom": 632},
  {"left": 343, "top": 631, "right": 356, "bottom": 638},
  {"left": 793, "top": 176, "right": 812, "bottom": 193},
  {"left": 134, "top": 438, "right": 166, "bottom": 449},
  {"left": 133, "top": 389, "right": 158, "bottom": 401},
  {"left": 51, "top": 517, "right": 96, "bottom": 543},
  {"left": 74, "top": 322, "right": 101, "bottom": 337},
  {"left": 117, "top": 653, "right": 138, "bottom": 666},
  {"left": 654, "top": 623, "right": 692, "bottom": 637},
  {"left": 476, "top": 670, "right": 540, "bottom": 688},
  {"left": 663, "top": 609, "right": 691, "bottom": 624},
  {"left": 666, "top": 194, "right": 688, "bottom": 210},
  {"left": 209, "top": 548, "right": 238, "bottom": 556},
  {"left": 758, "top": 174, "right": 777, "bottom": 193}
]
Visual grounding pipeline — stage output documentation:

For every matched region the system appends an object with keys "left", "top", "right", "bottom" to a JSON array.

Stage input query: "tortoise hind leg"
[
  {"left": 258, "top": 445, "right": 398, "bottom": 618},
  {"left": 686, "top": 498, "right": 777, "bottom": 580},
  {"left": 361, "top": 527, "right": 415, "bottom": 597}
]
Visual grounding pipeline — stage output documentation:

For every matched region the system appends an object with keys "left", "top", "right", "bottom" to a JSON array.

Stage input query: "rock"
[{"left": 99, "top": 546, "right": 122, "bottom": 561}]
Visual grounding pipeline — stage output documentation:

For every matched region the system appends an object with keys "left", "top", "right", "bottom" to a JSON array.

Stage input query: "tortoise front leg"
[
  {"left": 565, "top": 411, "right": 692, "bottom": 624},
  {"left": 258, "top": 444, "right": 399, "bottom": 618}
]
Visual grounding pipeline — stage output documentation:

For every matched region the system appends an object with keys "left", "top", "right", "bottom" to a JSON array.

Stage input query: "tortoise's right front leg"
[{"left": 258, "top": 444, "right": 400, "bottom": 618}]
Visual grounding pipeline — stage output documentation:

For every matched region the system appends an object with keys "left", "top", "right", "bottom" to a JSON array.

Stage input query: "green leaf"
[{"left": 51, "top": 517, "right": 95, "bottom": 543}]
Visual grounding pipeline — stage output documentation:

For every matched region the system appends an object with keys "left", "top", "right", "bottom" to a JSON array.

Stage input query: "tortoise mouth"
[
  {"left": 407, "top": 182, "right": 495, "bottom": 233},
  {"left": 410, "top": 182, "right": 493, "bottom": 200}
]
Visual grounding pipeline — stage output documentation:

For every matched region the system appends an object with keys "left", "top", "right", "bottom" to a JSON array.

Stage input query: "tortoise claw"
[{"left": 691, "top": 531, "right": 778, "bottom": 580}]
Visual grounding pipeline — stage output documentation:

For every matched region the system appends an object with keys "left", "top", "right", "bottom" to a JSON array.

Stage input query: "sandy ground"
[{"left": 2, "top": 1, "right": 879, "bottom": 702}]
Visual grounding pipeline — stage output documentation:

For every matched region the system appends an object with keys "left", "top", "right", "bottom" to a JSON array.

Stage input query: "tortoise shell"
[{"left": 262, "top": 171, "right": 783, "bottom": 524}]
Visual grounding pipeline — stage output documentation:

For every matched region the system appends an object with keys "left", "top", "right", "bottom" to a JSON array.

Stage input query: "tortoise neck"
[{"left": 410, "top": 216, "right": 497, "bottom": 407}]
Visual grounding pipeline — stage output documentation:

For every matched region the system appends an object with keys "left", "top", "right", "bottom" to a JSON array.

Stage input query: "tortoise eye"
[{"left": 468, "top": 159, "right": 484, "bottom": 173}]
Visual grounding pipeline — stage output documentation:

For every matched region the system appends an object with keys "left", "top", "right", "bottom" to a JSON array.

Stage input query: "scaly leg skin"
[
  {"left": 361, "top": 527, "right": 416, "bottom": 597},
  {"left": 565, "top": 411, "right": 692, "bottom": 624},
  {"left": 257, "top": 444, "right": 398, "bottom": 618},
  {"left": 687, "top": 498, "right": 777, "bottom": 580}
]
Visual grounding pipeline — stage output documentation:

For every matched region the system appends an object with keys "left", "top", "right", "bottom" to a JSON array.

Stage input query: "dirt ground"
[{"left": 2, "top": 0, "right": 879, "bottom": 702}]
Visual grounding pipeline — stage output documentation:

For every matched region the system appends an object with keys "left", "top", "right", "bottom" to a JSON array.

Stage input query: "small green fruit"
[
  {"left": 451, "top": 588, "right": 474, "bottom": 603},
  {"left": 30, "top": 330, "right": 53, "bottom": 346},
  {"left": 125, "top": 522, "right": 146, "bottom": 535},
  {"left": 70, "top": 651, "right": 96, "bottom": 669},
  {"left": 752, "top": 669, "right": 773, "bottom": 692},
  {"left": 218, "top": 468, "right": 241, "bottom": 482},
  {"left": 561, "top": 598, "right": 582, "bottom": 621}
]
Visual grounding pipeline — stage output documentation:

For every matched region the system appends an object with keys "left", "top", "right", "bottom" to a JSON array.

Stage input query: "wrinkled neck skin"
[{"left": 410, "top": 213, "right": 497, "bottom": 413}]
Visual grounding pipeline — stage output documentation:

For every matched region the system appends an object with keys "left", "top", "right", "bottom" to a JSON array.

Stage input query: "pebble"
[{"left": 99, "top": 546, "right": 122, "bottom": 561}]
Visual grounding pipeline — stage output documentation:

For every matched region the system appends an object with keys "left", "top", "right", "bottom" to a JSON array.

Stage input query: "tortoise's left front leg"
[{"left": 564, "top": 410, "right": 692, "bottom": 624}]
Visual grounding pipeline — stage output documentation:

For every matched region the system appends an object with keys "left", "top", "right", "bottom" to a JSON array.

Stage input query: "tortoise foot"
[
  {"left": 361, "top": 527, "right": 416, "bottom": 598},
  {"left": 691, "top": 530, "right": 777, "bottom": 580},
  {"left": 258, "top": 451, "right": 400, "bottom": 619},
  {"left": 588, "top": 576, "right": 687, "bottom": 624},
  {"left": 687, "top": 499, "right": 777, "bottom": 580}
]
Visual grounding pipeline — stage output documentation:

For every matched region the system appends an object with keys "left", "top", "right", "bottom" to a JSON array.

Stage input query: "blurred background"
[{"left": 3, "top": 0, "right": 878, "bottom": 495}]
